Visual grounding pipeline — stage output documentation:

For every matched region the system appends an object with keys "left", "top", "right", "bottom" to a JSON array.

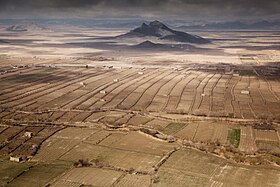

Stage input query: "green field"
[
  {"left": 6, "top": 163, "right": 70, "bottom": 187},
  {"left": 0, "top": 157, "right": 33, "bottom": 186},
  {"left": 238, "top": 70, "right": 256, "bottom": 75},
  {"left": 163, "top": 123, "right": 186, "bottom": 135},
  {"left": 227, "top": 129, "right": 241, "bottom": 148}
]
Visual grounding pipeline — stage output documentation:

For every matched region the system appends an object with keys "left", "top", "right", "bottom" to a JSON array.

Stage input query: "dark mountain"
[
  {"left": 118, "top": 20, "right": 210, "bottom": 44},
  {"left": 178, "top": 20, "right": 280, "bottom": 30},
  {"left": 132, "top": 40, "right": 196, "bottom": 50},
  {"left": 134, "top": 40, "right": 167, "bottom": 48},
  {"left": 6, "top": 23, "right": 51, "bottom": 32}
]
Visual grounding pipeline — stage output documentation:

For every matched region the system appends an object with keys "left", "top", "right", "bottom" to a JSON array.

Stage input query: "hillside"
[
  {"left": 118, "top": 20, "right": 210, "bottom": 44},
  {"left": 6, "top": 23, "right": 50, "bottom": 32},
  {"left": 133, "top": 40, "right": 196, "bottom": 50}
]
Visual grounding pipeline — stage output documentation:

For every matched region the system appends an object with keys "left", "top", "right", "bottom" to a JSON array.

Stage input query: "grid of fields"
[
  {"left": 154, "top": 148, "right": 280, "bottom": 187},
  {"left": 0, "top": 125, "right": 62, "bottom": 157},
  {"left": 0, "top": 66, "right": 280, "bottom": 120},
  {"left": 1, "top": 124, "right": 280, "bottom": 186}
]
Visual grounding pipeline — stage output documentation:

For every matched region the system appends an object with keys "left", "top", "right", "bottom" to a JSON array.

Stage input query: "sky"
[{"left": 0, "top": 0, "right": 279, "bottom": 22}]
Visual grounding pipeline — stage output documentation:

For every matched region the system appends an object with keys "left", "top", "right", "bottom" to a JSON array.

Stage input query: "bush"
[{"left": 73, "top": 159, "right": 92, "bottom": 168}]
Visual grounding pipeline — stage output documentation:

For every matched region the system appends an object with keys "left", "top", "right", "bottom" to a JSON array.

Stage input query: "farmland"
[
  {"left": 0, "top": 28, "right": 280, "bottom": 186},
  {"left": 0, "top": 62, "right": 280, "bottom": 186},
  {"left": 2, "top": 125, "right": 280, "bottom": 187},
  {"left": 0, "top": 64, "right": 279, "bottom": 120},
  {"left": 154, "top": 148, "right": 280, "bottom": 187}
]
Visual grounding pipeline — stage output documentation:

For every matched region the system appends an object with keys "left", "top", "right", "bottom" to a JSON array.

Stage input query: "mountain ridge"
[
  {"left": 6, "top": 23, "right": 51, "bottom": 32},
  {"left": 132, "top": 40, "right": 198, "bottom": 51},
  {"left": 178, "top": 20, "right": 280, "bottom": 30},
  {"left": 118, "top": 20, "right": 210, "bottom": 44}
]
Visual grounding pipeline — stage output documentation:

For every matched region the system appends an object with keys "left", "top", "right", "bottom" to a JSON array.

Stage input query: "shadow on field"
[
  {"left": 5, "top": 68, "right": 95, "bottom": 84},
  {"left": 222, "top": 45, "right": 280, "bottom": 51}
]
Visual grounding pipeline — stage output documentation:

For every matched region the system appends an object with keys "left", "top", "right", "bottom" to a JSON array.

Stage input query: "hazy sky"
[{"left": 0, "top": 0, "right": 279, "bottom": 21}]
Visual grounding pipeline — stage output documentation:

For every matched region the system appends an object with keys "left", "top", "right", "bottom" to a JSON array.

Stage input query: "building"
[
  {"left": 24, "top": 132, "right": 33, "bottom": 138},
  {"left": 233, "top": 73, "right": 239, "bottom": 77},
  {"left": 10, "top": 156, "right": 23, "bottom": 162},
  {"left": 241, "top": 90, "right": 250, "bottom": 95}
]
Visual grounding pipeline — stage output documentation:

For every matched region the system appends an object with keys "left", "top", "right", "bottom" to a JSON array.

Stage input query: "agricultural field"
[
  {"left": 0, "top": 125, "right": 62, "bottom": 157},
  {"left": 0, "top": 157, "right": 32, "bottom": 186},
  {"left": 0, "top": 29, "right": 280, "bottom": 186},
  {"left": 0, "top": 64, "right": 279, "bottom": 121},
  {"left": 2, "top": 125, "right": 280, "bottom": 187},
  {"left": 154, "top": 148, "right": 280, "bottom": 187},
  {"left": 6, "top": 163, "right": 70, "bottom": 187}
]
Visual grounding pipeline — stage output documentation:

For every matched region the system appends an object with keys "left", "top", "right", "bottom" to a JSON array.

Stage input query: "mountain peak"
[
  {"left": 149, "top": 20, "right": 171, "bottom": 30},
  {"left": 6, "top": 23, "right": 50, "bottom": 32},
  {"left": 139, "top": 40, "right": 155, "bottom": 45},
  {"left": 118, "top": 21, "right": 211, "bottom": 44},
  {"left": 149, "top": 20, "right": 165, "bottom": 27},
  {"left": 141, "top": 23, "right": 148, "bottom": 27}
]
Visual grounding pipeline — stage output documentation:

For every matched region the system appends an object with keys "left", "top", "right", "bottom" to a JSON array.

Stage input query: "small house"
[
  {"left": 10, "top": 156, "right": 23, "bottom": 162},
  {"left": 241, "top": 90, "right": 250, "bottom": 95},
  {"left": 233, "top": 73, "right": 239, "bottom": 77},
  {"left": 80, "top": 82, "right": 86, "bottom": 87},
  {"left": 24, "top": 132, "right": 33, "bottom": 138}
]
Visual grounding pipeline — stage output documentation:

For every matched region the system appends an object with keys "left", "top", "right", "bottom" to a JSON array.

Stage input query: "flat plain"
[{"left": 0, "top": 26, "right": 280, "bottom": 186}]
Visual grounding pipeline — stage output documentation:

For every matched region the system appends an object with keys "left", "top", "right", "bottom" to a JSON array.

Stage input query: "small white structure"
[
  {"left": 225, "top": 70, "right": 234, "bottom": 75},
  {"left": 138, "top": 72, "right": 144, "bottom": 75},
  {"left": 233, "top": 73, "right": 239, "bottom": 77},
  {"left": 100, "top": 99, "right": 106, "bottom": 102},
  {"left": 100, "top": 90, "right": 107, "bottom": 94},
  {"left": 113, "top": 79, "right": 119, "bottom": 82},
  {"left": 201, "top": 93, "right": 205, "bottom": 97},
  {"left": 24, "top": 132, "right": 33, "bottom": 138},
  {"left": 10, "top": 156, "right": 23, "bottom": 162},
  {"left": 80, "top": 82, "right": 86, "bottom": 87},
  {"left": 241, "top": 90, "right": 250, "bottom": 95}
]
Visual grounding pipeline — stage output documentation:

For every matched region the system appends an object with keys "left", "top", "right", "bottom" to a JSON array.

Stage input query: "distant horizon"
[
  {"left": 0, "top": 18, "right": 279, "bottom": 30},
  {"left": 0, "top": 0, "right": 279, "bottom": 22}
]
